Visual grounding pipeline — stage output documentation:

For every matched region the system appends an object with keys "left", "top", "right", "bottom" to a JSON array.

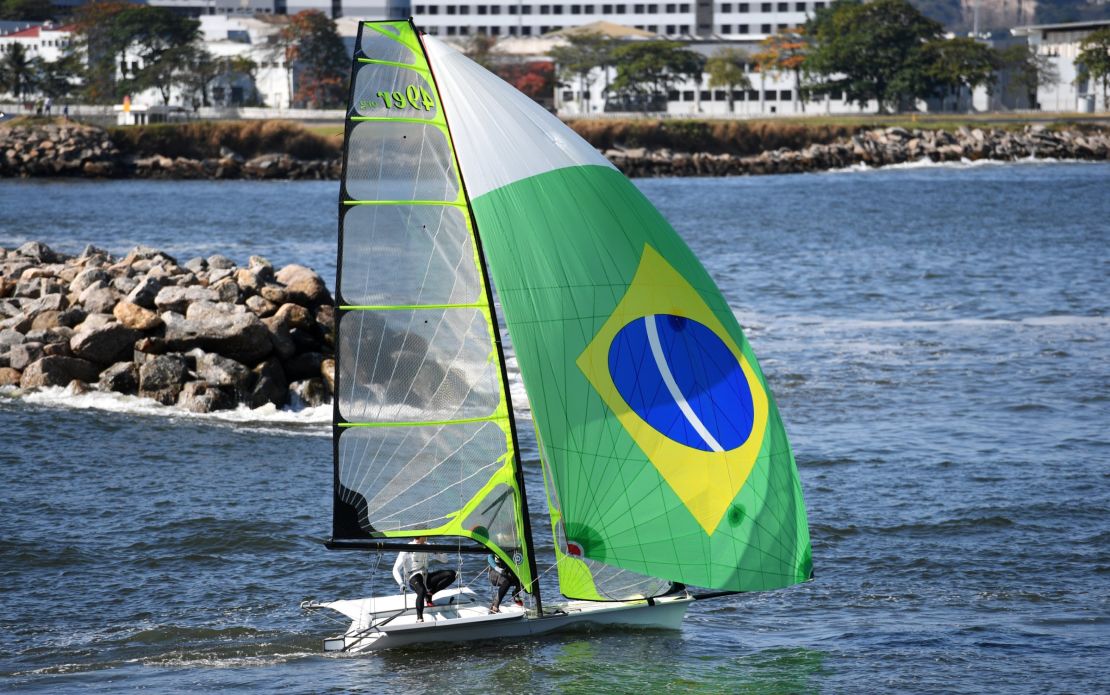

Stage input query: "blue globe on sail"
[{"left": 608, "top": 314, "right": 754, "bottom": 453}]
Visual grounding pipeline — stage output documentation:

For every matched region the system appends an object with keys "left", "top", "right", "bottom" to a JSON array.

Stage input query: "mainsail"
[
  {"left": 421, "top": 34, "right": 813, "bottom": 595},
  {"left": 331, "top": 21, "right": 535, "bottom": 591}
]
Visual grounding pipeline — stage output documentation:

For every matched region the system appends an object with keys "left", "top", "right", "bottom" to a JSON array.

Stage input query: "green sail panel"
[
  {"left": 331, "top": 20, "right": 533, "bottom": 589},
  {"left": 425, "top": 37, "right": 811, "bottom": 593}
]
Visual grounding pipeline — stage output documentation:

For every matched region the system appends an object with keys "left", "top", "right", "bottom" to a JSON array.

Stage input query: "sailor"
[
  {"left": 392, "top": 537, "right": 457, "bottom": 623},
  {"left": 487, "top": 553, "right": 522, "bottom": 614}
]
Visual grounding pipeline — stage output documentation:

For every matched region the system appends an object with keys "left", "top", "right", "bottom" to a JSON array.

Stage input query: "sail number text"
[{"left": 361, "top": 85, "right": 435, "bottom": 112}]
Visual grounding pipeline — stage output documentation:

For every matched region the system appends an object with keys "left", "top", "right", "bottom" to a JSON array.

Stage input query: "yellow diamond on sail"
[{"left": 576, "top": 245, "right": 769, "bottom": 536}]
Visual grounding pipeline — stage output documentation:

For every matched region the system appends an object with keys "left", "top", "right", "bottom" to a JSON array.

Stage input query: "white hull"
[{"left": 304, "top": 588, "right": 692, "bottom": 652}]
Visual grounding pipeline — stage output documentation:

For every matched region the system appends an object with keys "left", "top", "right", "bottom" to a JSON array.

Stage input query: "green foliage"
[
  {"left": 921, "top": 37, "right": 999, "bottom": 110},
  {"left": 277, "top": 11, "right": 347, "bottom": 108},
  {"left": 705, "top": 48, "right": 751, "bottom": 113},
  {"left": 609, "top": 40, "right": 705, "bottom": 111},
  {"left": 1076, "top": 27, "right": 1110, "bottom": 107},
  {"left": 805, "top": 0, "right": 943, "bottom": 112},
  {"left": 106, "top": 119, "right": 340, "bottom": 160},
  {"left": 36, "top": 52, "right": 82, "bottom": 99},
  {"left": 0, "top": 43, "right": 35, "bottom": 98},
  {"left": 997, "top": 44, "right": 1057, "bottom": 109},
  {"left": 549, "top": 32, "right": 617, "bottom": 86},
  {"left": 0, "top": 0, "right": 53, "bottom": 21}
]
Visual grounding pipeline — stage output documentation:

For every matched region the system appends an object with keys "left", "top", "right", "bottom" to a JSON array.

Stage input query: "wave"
[
  {"left": 735, "top": 311, "right": 1110, "bottom": 332},
  {"left": 823, "top": 154, "right": 1086, "bottom": 175},
  {"left": 1, "top": 384, "right": 332, "bottom": 434}
]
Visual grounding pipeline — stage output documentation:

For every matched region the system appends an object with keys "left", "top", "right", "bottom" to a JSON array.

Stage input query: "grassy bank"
[{"left": 106, "top": 120, "right": 342, "bottom": 160}]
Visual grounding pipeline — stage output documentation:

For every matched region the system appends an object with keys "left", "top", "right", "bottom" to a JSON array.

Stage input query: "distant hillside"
[{"left": 910, "top": 0, "right": 1109, "bottom": 33}]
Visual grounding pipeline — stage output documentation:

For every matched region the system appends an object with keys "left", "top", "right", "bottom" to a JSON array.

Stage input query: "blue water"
[{"left": 1, "top": 161, "right": 1108, "bottom": 692}]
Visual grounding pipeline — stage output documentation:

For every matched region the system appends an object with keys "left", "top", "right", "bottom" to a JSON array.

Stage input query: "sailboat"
[{"left": 301, "top": 19, "right": 813, "bottom": 652}]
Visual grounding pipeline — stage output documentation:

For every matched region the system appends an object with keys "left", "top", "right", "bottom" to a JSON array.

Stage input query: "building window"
[
  {"left": 603, "top": 3, "right": 613, "bottom": 10},
  {"left": 648, "top": 3, "right": 659, "bottom": 10},
  {"left": 522, "top": 4, "right": 532, "bottom": 12},
  {"left": 447, "top": 25, "right": 457, "bottom": 34},
  {"left": 540, "top": 3, "right": 549, "bottom": 10},
  {"left": 738, "top": 23, "right": 748, "bottom": 31},
  {"left": 562, "top": 90, "right": 574, "bottom": 101},
  {"left": 509, "top": 4, "right": 518, "bottom": 12},
  {"left": 586, "top": 4, "right": 596, "bottom": 11},
  {"left": 794, "top": 1, "right": 805, "bottom": 9},
  {"left": 682, "top": 90, "right": 694, "bottom": 100},
  {"left": 780, "top": 90, "right": 792, "bottom": 100},
  {"left": 522, "top": 25, "right": 532, "bottom": 33},
  {"left": 428, "top": 4, "right": 438, "bottom": 12},
  {"left": 554, "top": 4, "right": 564, "bottom": 12},
  {"left": 697, "top": 90, "right": 708, "bottom": 100},
  {"left": 679, "top": 2, "right": 690, "bottom": 10},
  {"left": 761, "top": 23, "right": 770, "bottom": 32},
  {"left": 747, "top": 89, "right": 758, "bottom": 99},
  {"left": 460, "top": 5, "right": 470, "bottom": 12},
  {"left": 738, "top": 2, "right": 748, "bottom": 9},
  {"left": 720, "top": 23, "right": 731, "bottom": 31},
  {"left": 446, "top": 4, "right": 456, "bottom": 13},
  {"left": 667, "top": 89, "right": 679, "bottom": 100},
  {"left": 616, "top": 3, "right": 627, "bottom": 12},
  {"left": 764, "top": 89, "right": 776, "bottom": 100},
  {"left": 572, "top": 3, "right": 582, "bottom": 11},
  {"left": 760, "top": 2, "right": 770, "bottom": 10},
  {"left": 815, "top": 1, "right": 824, "bottom": 6},
  {"left": 777, "top": 1, "right": 787, "bottom": 10},
  {"left": 491, "top": 25, "right": 501, "bottom": 34},
  {"left": 648, "top": 24, "right": 658, "bottom": 30},
  {"left": 665, "top": 2, "right": 676, "bottom": 9},
  {"left": 478, "top": 4, "right": 488, "bottom": 12},
  {"left": 666, "top": 23, "right": 675, "bottom": 32},
  {"left": 414, "top": 4, "right": 424, "bottom": 10},
  {"left": 490, "top": 4, "right": 500, "bottom": 12},
  {"left": 777, "top": 23, "right": 787, "bottom": 30},
  {"left": 635, "top": 3, "right": 644, "bottom": 10},
  {"left": 732, "top": 89, "right": 744, "bottom": 100}
]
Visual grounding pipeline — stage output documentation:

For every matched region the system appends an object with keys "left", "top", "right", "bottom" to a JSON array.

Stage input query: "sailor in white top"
[{"left": 392, "top": 537, "right": 456, "bottom": 622}]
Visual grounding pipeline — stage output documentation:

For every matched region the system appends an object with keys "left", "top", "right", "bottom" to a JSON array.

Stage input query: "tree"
[
  {"left": 1076, "top": 27, "right": 1110, "bottom": 110},
  {"left": 36, "top": 52, "right": 83, "bottom": 100},
  {"left": 71, "top": 0, "right": 133, "bottom": 103},
  {"left": 0, "top": 43, "right": 35, "bottom": 100},
  {"left": 922, "top": 37, "right": 999, "bottom": 112},
  {"left": 548, "top": 32, "right": 617, "bottom": 112},
  {"left": 275, "top": 11, "right": 347, "bottom": 108},
  {"left": 805, "top": 0, "right": 943, "bottom": 113},
  {"left": 496, "top": 60, "right": 556, "bottom": 103},
  {"left": 705, "top": 47, "right": 751, "bottom": 113},
  {"left": 996, "top": 44, "right": 1057, "bottom": 109},
  {"left": 0, "top": 0, "right": 53, "bottom": 21},
  {"left": 609, "top": 40, "right": 705, "bottom": 111},
  {"left": 120, "top": 8, "right": 202, "bottom": 105},
  {"left": 752, "top": 29, "right": 807, "bottom": 112},
  {"left": 462, "top": 34, "right": 498, "bottom": 70}
]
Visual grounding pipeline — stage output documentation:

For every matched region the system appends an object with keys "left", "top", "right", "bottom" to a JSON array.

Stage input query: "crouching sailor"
[
  {"left": 487, "top": 553, "right": 523, "bottom": 613},
  {"left": 392, "top": 537, "right": 457, "bottom": 623}
]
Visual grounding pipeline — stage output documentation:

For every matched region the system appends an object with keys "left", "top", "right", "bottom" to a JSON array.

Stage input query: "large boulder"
[
  {"left": 113, "top": 301, "right": 163, "bottom": 331},
  {"left": 138, "top": 353, "right": 188, "bottom": 404},
  {"left": 177, "top": 381, "right": 235, "bottom": 413},
  {"left": 161, "top": 309, "right": 272, "bottom": 365},
  {"left": 285, "top": 350, "right": 324, "bottom": 381},
  {"left": 289, "top": 378, "right": 329, "bottom": 408},
  {"left": 250, "top": 357, "right": 287, "bottom": 408},
  {"left": 8, "top": 342, "right": 43, "bottom": 371},
  {"left": 80, "top": 286, "right": 121, "bottom": 315},
  {"left": 154, "top": 285, "right": 219, "bottom": 314},
  {"left": 126, "top": 275, "right": 163, "bottom": 309},
  {"left": 20, "top": 355, "right": 100, "bottom": 389},
  {"left": 0, "top": 367, "right": 21, "bottom": 386},
  {"left": 70, "top": 321, "right": 141, "bottom": 365},
  {"left": 276, "top": 264, "right": 332, "bottom": 307},
  {"left": 70, "top": 267, "right": 109, "bottom": 295},
  {"left": 98, "top": 361, "right": 139, "bottom": 394},
  {"left": 194, "top": 350, "right": 252, "bottom": 391}
]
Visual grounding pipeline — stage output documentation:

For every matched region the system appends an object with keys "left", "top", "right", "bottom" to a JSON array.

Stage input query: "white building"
[
  {"left": 0, "top": 21, "right": 75, "bottom": 64},
  {"left": 1012, "top": 19, "right": 1110, "bottom": 112},
  {"left": 411, "top": 0, "right": 823, "bottom": 38}
]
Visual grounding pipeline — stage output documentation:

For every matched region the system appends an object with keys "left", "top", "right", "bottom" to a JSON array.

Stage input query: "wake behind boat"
[{"left": 304, "top": 19, "right": 812, "bottom": 652}]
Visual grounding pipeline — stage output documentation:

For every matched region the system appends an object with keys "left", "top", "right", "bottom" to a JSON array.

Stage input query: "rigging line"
[{"left": 369, "top": 429, "right": 495, "bottom": 519}]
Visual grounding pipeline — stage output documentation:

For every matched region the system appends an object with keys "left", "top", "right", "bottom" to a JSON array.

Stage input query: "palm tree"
[{"left": 1, "top": 43, "right": 36, "bottom": 100}]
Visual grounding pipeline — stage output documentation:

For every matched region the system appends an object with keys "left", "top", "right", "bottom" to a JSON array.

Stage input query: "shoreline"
[{"left": 3, "top": 120, "right": 1107, "bottom": 180}]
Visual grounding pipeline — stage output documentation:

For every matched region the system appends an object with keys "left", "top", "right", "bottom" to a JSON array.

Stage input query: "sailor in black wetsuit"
[{"left": 487, "top": 553, "right": 522, "bottom": 613}]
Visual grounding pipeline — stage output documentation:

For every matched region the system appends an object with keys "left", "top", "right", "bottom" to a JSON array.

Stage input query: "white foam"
[
  {"left": 7, "top": 385, "right": 331, "bottom": 434},
  {"left": 735, "top": 310, "right": 1110, "bottom": 332},
  {"left": 823, "top": 154, "right": 1082, "bottom": 175}
]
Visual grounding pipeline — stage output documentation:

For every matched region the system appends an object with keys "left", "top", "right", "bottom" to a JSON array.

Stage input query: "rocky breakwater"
[
  {"left": 605, "top": 125, "right": 1110, "bottom": 177},
  {"left": 0, "top": 122, "right": 339, "bottom": 180},
  {"left": 0, "top": 241, "right": 335, "bottom": 413}
]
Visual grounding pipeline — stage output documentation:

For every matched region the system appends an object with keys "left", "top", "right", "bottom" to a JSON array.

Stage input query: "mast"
[{"left": 415, "top": 22, "right": 543, "bottom": 616}]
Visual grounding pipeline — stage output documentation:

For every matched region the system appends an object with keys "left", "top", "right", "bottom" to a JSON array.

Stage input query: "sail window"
[
  {"left": 351, "top": 64, "right": 439, "bottom": 119},
  {"left": 345, "top": 121, "right": 459, "bottom": 202},
  {"left": 337, "top": 308, "right": 501, "bottom": 423},
  {"left": 340, "top": 205, "right": 479, "bottom": 307},
  {"left": 338, "top": 421, "right": 508, "bottom": 532},
  {"left": 359, "top": 23, "right": 416, "bottom": 64}
]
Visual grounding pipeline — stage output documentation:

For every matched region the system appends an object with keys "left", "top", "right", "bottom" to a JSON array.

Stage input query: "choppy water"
[{"left": 2, "top": 160, "right": 1108, "bottom": 693}]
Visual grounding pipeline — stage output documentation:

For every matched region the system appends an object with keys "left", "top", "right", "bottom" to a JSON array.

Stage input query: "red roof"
[{"left": 5, "top": 26, "right": 41, "bottom": 38}]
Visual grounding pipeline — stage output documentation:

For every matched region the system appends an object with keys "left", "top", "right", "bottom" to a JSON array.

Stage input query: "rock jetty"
[
  {"left": 0, "top": 241, "right": 335, "bottom": 413},
  {"left": 605, "top": 125, "right": 1110, "bottom": 176},
  {"left": 2, "top": 121, "right": 1108, "bottom": 180},
  {"left": 1, "top": 122, "right": 339, "bottom": 180}
]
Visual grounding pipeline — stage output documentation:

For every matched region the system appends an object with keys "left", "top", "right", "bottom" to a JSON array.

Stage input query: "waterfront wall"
[
  {"left": 2, "top": 120, "right": 1108, "bottom": 180},
  {"left": 0, "top": 242, "right": 334, "bottom": 413}
]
